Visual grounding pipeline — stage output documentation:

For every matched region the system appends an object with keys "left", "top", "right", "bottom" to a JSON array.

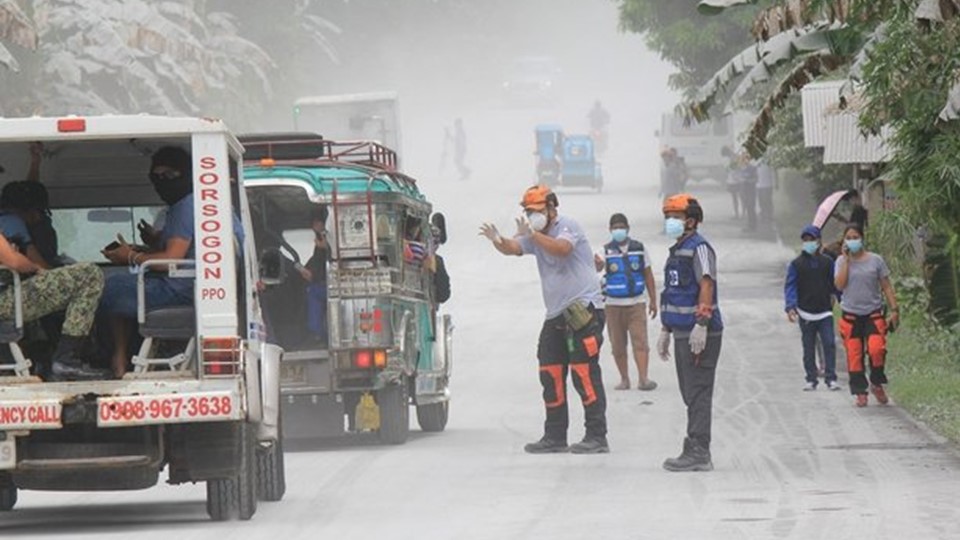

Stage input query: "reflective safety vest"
[
  {"left": 662, "top": 233, "right": 723, "bottom": 333},
  {"left": 603, "top": 239, "right": 646, "bottom": 298}
]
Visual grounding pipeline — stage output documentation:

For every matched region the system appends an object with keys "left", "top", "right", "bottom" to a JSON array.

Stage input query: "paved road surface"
[{"left": 4, "top": 110, "right": 960, "bottom": 540}]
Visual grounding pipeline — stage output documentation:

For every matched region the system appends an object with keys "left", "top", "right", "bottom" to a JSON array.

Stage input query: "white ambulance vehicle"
[{"left": 0, "top": 116, "right": 283, "bottom": 521}]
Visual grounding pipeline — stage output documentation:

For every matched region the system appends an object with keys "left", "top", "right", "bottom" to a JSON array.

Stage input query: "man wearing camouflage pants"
[{"left": 0, "top": 233, "right": 105, "bottom": 380}]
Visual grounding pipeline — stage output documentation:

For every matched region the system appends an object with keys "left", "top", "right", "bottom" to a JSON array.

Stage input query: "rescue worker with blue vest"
[
  {"left": 594, "top": 213, "right": 658, "bottom": 391},
  {"left": 657, "top": 194, "right": 723, "bottom": 472},
  {"left": 480, "top": 185, "right": 609, "bottom": 454}
]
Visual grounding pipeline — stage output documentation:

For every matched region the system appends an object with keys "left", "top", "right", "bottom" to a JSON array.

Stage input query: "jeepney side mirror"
[
  {"left": 431, "top": 213, "right": 447, "bottom": 245},
  {"left": 258, "top": 249, "right": 284, "bottom": 285}
]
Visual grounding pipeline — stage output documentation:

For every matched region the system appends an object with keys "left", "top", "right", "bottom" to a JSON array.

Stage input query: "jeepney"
[
  {"left": 241, "top": 133, "right": 452, "bottom": 445},
  {"left": 0, "top": 116, "right": 284, "bottom": 521}
]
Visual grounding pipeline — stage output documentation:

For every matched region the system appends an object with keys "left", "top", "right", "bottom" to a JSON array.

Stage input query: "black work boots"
[
  {"left": 48, "top": 335, "right": 109, "bottom": 382},
  {"left": 524, "top": 436, "right": 610, "bottom": 454},
  {"left": 663, "top": 437, "right": 713, "bottom": 472},
  {"left": 524, "top": 437, "right": 569, "bottom": 454},
  {"left": 569, "top": 436, "right": 610, "bottom": 454}
]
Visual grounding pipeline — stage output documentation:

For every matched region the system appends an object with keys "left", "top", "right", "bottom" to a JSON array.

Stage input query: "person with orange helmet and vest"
[
  {"left": 479, "top": 185, "right": 609, "bottom": 454},
  {"left": 657, "top": 193, "right": 723, "bottom": 472}
]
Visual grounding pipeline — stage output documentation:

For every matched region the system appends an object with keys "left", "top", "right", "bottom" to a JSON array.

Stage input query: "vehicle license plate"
[{"left": 281, "top": 363, "right": 307, "bottom": 384}]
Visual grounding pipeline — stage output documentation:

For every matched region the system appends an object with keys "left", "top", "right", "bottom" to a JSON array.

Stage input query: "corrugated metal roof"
[
  {"left": 801, "top": 80, "right": 844, "bottom": 148},
  {"left": 822, "top": 112, "right": 891, "bottom": 164}
]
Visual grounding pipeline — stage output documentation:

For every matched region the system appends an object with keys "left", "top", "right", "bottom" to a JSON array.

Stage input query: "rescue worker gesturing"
[
  {"left": 657, "top": 194, "right": 723, "bottom": 472},
  {"left": 479, "top": 185, "right": 609, "bottom": 454}
]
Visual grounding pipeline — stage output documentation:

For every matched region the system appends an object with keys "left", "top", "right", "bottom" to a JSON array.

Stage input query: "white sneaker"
[
  {"left": 803, "top": 381, "right": 817, "bottom": 391},
  {"left": 826, "top": 381, "right": 842, "bottom": 391}
]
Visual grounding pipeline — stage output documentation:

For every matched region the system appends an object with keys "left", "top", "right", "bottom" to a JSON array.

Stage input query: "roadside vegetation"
[
  {"left": 618, "top": 0, "right": 960, "bottom": 442},
  {"left": 887, "top": 278, "right": 960, "bottom": 444}
]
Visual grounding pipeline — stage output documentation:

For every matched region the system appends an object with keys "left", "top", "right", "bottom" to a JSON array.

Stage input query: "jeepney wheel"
[
  {"left": 377, "top": 376, "right": 410, "bottom": 445},
  {"left": 257, "top": 416, "right": 286, "bottom": 502},
  {"left": 206, "top": 421, "right": 259, "bottom": 521},
  {"left": 416, "top": 400, "right": 449, "bottom": 432},
  {"left": 0, "top": 474, "right": 16, "bottom": 511}
]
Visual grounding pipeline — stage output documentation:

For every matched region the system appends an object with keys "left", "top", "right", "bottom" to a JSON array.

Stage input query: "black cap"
[{"left": 609, "top": 213, "right": 629, "bottom": 228}]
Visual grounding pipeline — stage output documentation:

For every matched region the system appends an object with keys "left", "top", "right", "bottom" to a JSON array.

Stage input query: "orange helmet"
[
  {"left": 521, "top": 184, "right": 553, "bottom": 211},
  {"left": 663, "top": 193, "right": 704, "bottom": 223}
]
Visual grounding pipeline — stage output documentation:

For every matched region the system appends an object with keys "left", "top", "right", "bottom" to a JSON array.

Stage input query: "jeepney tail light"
[
  {"left": 57, "top": 118, "right": 86, "bottom": 132},
  {"left": 374, "top": 349, "right": 387, "bottom": 367},
  {"left": 202, "top": 337, "right": 241, "bottom": 376},
  {"left": 355, "top": 350, "right": 372, "bottom": 369}
]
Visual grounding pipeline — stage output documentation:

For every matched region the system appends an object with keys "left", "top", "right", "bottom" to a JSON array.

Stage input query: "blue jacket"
[
  {"left": 602, "top": 238, "right": 646, "bottom": 298},
  {"left": 784, "top": 252, "right": 837, "bottom": 314},
  {"left": 662, "top": 233, "right": 723, "bottom": 333}
]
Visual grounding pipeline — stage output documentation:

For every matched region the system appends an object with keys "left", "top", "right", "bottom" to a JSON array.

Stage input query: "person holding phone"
[
  {"left": 834, "top": 223, "right": 899, "bottom": 407},
  {"left": 99, "top": 147, "right": 200, "bottom": 378}
]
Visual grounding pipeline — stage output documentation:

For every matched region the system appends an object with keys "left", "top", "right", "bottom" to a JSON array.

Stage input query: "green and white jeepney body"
[{"left": 242, "top": 135, "right": 452, "bottom": 444}]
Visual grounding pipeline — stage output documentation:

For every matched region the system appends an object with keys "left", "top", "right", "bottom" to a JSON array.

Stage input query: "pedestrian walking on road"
[
  {"left": 480, "top": 185, "right": 609, "bottom": 454},
  {"left": 834, "top": 224, "right": 899, "bottom": 407},
  {"left": 453, "top": 118, "right": 471, "bottom": 181},
  {"left": 657, "top": 194, "right": 723, "bottom": 472},
  {"left": 659, "top": 148, "right": 684, "bottom": 200},
  {"left": 756, "top": 159, "right": 776, "bottom": 224},
  {"left": 594, "top": 213, "right": 658, "bottom": 391},
  {"left": 738, "top": 153, "right": 758, "bottom": 232},
  {"left": 721, "top": 146, "right": 742, "bottom": 219},
  {"left": 784, "top": 225, "right": 840, "bottom": 391}
]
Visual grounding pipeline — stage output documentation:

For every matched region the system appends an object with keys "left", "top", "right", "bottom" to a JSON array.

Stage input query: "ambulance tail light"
[
  {"left": 57, "top": 118, "right": 86, "bottom": 133},
  {"left": 202, "top": 337, "right": 242, "bottom": 376}
]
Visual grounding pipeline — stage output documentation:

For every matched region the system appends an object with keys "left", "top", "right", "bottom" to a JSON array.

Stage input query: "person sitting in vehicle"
[
  {"left": 99, "top": 146, "right": 233, "bottom": 378},
  {"left": 0, "top": 231, "right": 106, "bottom": 381},
  {"left": 0, "top": 144, "right": 57, "bottom": 269}
]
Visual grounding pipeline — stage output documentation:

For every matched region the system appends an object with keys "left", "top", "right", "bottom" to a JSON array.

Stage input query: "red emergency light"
[{"left": 57, "top": 118, "right": 86, "bottom": 133}]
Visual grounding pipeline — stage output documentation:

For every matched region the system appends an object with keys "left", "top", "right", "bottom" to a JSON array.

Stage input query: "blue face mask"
[
  {"left": 845, "top": 239, "right": 863, "bottom": 254},
  {"left": 802, "top": 241, "right": 819, "bottom": 255},
  {"left": 611, "top": 229, "right": 628, "bottom": 243},
  {"left": 664, "top": 218, "right": 685, "bottom": 239}
]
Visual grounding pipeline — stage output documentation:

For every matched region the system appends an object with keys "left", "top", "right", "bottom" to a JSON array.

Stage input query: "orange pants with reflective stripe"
[
  {"left": 536, "top": 310, "right": 607, "bottom": 440},
  {"left": 838, "top": 311, "right": 888, "bottom": 395}
]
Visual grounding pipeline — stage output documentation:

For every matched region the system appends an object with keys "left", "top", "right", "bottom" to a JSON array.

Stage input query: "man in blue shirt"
[
  {"left": 480, "top": 185, "right": 609, "bottom": 454},
  {"left": 100, "top": 147, "right": 200, "bottom": 378}
]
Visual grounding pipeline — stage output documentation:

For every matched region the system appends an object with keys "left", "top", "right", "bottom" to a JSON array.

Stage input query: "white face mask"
[{"left": 527, "top": 211, "right": 548, "bottom": 232}]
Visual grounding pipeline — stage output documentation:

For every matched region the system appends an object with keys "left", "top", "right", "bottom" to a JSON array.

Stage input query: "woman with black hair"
[{"left": 834, "top": 223, "right": 900, "bottom": 407}]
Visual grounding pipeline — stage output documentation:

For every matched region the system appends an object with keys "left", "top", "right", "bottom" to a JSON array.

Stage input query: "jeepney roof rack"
[
  {"left": 239, "top": 132, "right": 325, "bottom": 162},
  {"left": 240, "top": 132, "right": 399, "bottom": 173}
]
